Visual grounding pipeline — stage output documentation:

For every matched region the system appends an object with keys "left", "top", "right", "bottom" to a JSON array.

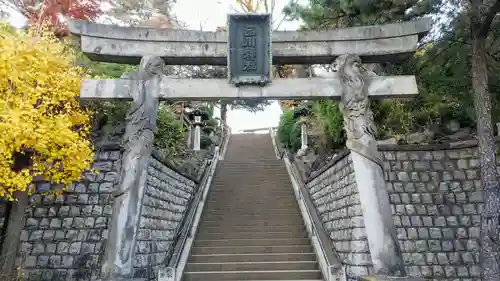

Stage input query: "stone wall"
[
  {"left": 7, "top": 146, "right": 203, "bottom": 281},
  {"left": 305, "top": 141, "right": 483, "bottom": 281},
  {"left": 380, "top": 144, "right": 482, "bottom": 281},
  {"left": 134, "top": 153, "right": 197, "bottom": 280},
  {"left": 305, "top": 151, "right": 372, "bottom": 280},
  {"left": 14, "top": 147, "right": 121, "bottom": 281}
]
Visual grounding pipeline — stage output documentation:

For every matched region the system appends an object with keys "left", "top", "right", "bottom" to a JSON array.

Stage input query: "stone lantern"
[
  {"left": 292, "top": 106, "right": 311, "bottom": 156},
  {"left": 187, "top": 108, "right": 209, "bottom": 151}
]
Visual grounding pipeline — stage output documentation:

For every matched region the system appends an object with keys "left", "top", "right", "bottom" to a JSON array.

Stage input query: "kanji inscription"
[
  {"left": 228, "top": 14, "right": 271, "bottom": 86},
  {"left": 242, "top": 26, "right": 257, "bottom": 72}
]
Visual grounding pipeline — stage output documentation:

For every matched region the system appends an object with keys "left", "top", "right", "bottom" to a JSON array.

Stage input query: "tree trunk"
[{"left": 471, "top": 31, "right": 500, "bottom": 281}]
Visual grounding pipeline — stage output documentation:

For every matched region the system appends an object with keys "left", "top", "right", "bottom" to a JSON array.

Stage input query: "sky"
[
  {"left": 7, "top": 0, "right": 303, "bottom": 133},
  {"left": 173, "top": 0, "right": 302, "bottom": 31}
]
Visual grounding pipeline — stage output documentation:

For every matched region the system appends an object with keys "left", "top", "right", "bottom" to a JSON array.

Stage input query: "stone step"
[
  {"left": 194, "top": 238, "right": 311, "bottom": 247},
  {"left": 206, "top": 198, "right": 296, "bottom": 202},
  {"left": 210, "top": 189, "right": 292, "bottom": 193},
  {"left": 210, "top": 181, "right": 291, "bottom": 185},
  {"left": 206, "top": 205, "right": 299, "bottom": 211},
  {"left": 201, "top": 215, "right": 304, "bottom": 222},
  {"left": 208, "top": 190, "right": 294, "bottom": 194},
  {"left": 216, "top": 167, "right": 286, "bottom": 170},
  {"left": 206, "top": 195, "right": 296, "bottom": 200},
  {"left": 200, "top": 217, "right": 301, "bottom": 224},
  {"left": 202, "top": 217, "right": 304, "bottom": 225},
  {"left": 208, "top": 189, "right": 293, "bottom": 193},
  {"left": 182, "top": 270, "right": 323, "bottom": 281},
  {"left": 185, "top": 261, "right": 319, "bottom": 272},
  {"left": 216, "top": 165, "right": 284, "bottom": 168},
  {"left": 200, "top": 219, "right": 305, "bottom": 227},
  {"left": 215, "top": 168, "right": 287, "bottom": 172},
  {"left": 208, "top": 189, "right": 293, "bottom": 194},
  {"left": 215, "top": 165, "right": 286, "bottom": 168},
  {"left": 199, "top": 224, "right": 305, "bottom": 232},
  {"left": 214, "top": 171, "right": 288, "bottom": 174},
  {"left": 206, "top": 197, "right": 296, "bottom": 202},
  {"left": 214, "top": 173, "right": 288, "bottom": 176},
  {"left": 210, "top": 186, "right": 291, "bottom": 190},
  {"left": 188, "top": 253, "right": 318, "bottom": 263},
  {"left": 204, "top": 204, "right": 298, "bottom": 208},
  {"left": 203, "top": 209, "right": 300, "bottom": 216},
  {"left": 202, "top": 210, "right": 301, "bottom": 216},
  {"left": 197, "top": 231, "right": 308, "bottom": 240},
  {"left": 214, "top": 166, "right": 286, "bottom": 170},
  {"left": 190, "top": 245, "right": 313, "bottom": 255},
  {"left": 208, "top": 191, "right": 294, "bottom": 196},
  {"left": 221, "top": 156, "right": 278, "bottom": 159},
  {"left": 205, "top": 201, "right": 296, "bottom": 206},
  {"left": 207, "top": 198, "right": 296, "bottom": 202},
  {"left": 186, "top": 279, "right": 322, "bottom": 281}
]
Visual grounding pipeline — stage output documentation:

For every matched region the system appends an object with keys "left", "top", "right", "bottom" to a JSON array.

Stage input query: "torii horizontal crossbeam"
[
  {"left": 80, "top": 76, "right": 418, "bottom": 101},
  {"left": 69, "top": 19, "right": 431, "bottom": 65}
]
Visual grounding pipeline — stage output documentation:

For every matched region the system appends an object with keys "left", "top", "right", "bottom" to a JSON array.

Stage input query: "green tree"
[
  {"left": 283, "top": 0, "right": 441, "bottom": 29},
  {"left": 280, "top": 0, "right": 476, "bottom": 141}
]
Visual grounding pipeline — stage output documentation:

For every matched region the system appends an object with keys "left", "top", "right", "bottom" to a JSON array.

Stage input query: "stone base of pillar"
[{"left": 358, "top": 275, "right": 424, "bottom": 281}]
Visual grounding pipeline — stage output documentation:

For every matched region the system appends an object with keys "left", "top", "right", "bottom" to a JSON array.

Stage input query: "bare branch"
[
  {"left": 199, "top": 18, "right": 208, "bottom": 31},
  {"left": 273, "top": 14, "right": 287, "bottom": 30}
]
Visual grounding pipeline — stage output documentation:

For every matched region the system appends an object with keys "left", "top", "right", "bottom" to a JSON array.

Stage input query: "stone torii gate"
[{"left": 69, "top": 15, "right": 431, "bottom": 281}]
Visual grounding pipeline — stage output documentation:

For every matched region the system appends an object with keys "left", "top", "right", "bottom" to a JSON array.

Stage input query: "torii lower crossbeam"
[{"left": 80, "top": 76, "right": 418, "bottom": 101}]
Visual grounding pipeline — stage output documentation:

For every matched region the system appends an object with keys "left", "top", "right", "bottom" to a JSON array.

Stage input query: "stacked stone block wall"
[
  {"left": 14, "top": 147, "right": 122, "bottom": 281},
  {"left": 305, "top": 141, "right": 484, "bottom": 281},
  {"left": 380, "top": 144, "right": 482, "bottom": 281},
  {"left": 305, "top": 152, "right": 373, "bottom": 280},
  {"left": 133, "top": 153, "right": 197, "bottom": 279}
]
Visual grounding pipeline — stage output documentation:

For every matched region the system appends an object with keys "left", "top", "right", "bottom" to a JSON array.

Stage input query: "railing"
[
  {"left": 269, "top": 132, "right": 346, "bottom": 281},
  {"left": 158, "top": 120, "right": 231, "bottom": 281},
  {"left": 217, "top": 118, "right": 231, "bottom": 160},
  {"left": 169, "top": 101, "right": 194, "bottom": 148},
  {"left": 269, "top": 127, "right": 284, "bottom": 159}
]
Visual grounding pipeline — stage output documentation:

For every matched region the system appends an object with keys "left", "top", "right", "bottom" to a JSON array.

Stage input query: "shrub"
[
  {"left": 154, "top": 105, "right": 186, "bottom": 158},
  {"left": 277, "top": 109, "right": 301, "bottom": 152},
  {"left": 308, "top": 100, "right": 345, "bottom": 151}
]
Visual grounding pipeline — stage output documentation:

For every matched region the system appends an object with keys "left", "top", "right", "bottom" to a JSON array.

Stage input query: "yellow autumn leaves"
[{"left": 0, "top": 24, "right": 94, "bottom": 199}]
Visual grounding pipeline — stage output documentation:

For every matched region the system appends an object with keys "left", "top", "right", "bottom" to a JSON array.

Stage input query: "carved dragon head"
[
  {"left": 139, "top": 56, "right": 166, "bottom": 76},
  {"left": 332, "top": 54, "right": 366, "bottom": 75},
  {"left": 331, "top": 54, "right": 367, "bottom": 74}
]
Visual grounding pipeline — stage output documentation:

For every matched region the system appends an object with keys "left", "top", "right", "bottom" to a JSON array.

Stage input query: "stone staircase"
[{"left": 183, "top": 134, "right": 323, "bottom": 281}]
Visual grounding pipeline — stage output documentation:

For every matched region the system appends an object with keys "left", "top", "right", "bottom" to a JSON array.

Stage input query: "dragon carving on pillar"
[{"left": 333, "top": 54, "right": 382, "bottom": 167}]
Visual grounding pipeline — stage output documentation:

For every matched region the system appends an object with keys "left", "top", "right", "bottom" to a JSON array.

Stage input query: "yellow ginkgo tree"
[{"left": 0, "top": 23, "right": 94, "bottom": 200}]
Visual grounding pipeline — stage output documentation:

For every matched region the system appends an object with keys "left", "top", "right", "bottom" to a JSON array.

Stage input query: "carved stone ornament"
[
  {"left": 333, "top": 54, "right": 383, "bottom": 167},
  {"left": 166, "top": 267, "right": 174, "bottom": 278},
  {"left": 101, "top": 56, "right": 165, "bottom": 278}
]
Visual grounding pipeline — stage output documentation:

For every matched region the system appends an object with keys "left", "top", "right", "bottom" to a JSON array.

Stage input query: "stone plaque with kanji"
[{"left": 227, "top": 13, "right": 271, "bottom": 86}]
